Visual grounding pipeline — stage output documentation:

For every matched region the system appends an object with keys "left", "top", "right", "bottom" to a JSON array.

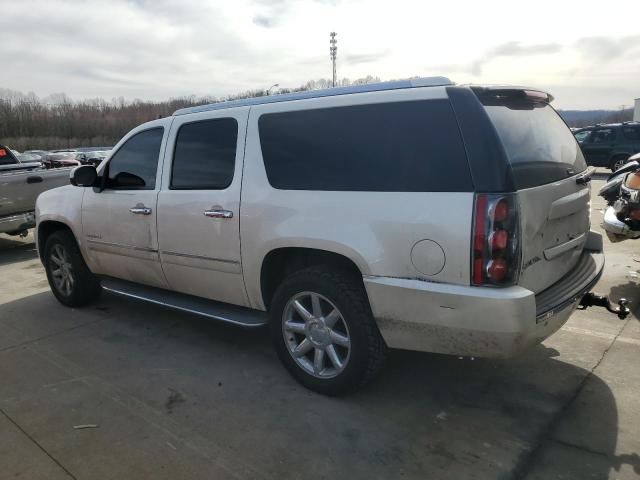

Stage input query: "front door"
[
  {"left": 82, "top": 122, "right": 169, "bottom": 288},
  {"left": 156, "top": 108, "right": 249, "bottom": 306}
]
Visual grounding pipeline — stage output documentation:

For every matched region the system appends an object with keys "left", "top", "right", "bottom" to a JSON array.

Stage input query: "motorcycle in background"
[{"left": 600, "top": 152, "right": 640, "bottom": 242}]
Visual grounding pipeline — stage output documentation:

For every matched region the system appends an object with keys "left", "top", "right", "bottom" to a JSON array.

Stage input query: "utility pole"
[{"left": 329, "top": 32, "right": 337, "bottom": 87}]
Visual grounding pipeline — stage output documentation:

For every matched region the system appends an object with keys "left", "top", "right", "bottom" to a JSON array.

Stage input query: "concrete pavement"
[{"left": 1, "top": 174, "right": 639, "bottom": 479}]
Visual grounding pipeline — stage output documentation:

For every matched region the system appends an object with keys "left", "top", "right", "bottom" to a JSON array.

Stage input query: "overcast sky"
[{"left": 2, "top": 0, "right": 639, "bottom": 109}]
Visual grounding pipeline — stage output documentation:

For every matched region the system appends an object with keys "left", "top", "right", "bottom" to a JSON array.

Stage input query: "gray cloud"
[
  {"left": 575, "top": 35, "right": 640, "bottom": 63},
  {"left": 344, "top": 52, "right": 387, "bottom": 65},
  {"left": 253, "top": 14, "right": 274, "bottom": 27},
  {"left": 471, "top": 41, "right": 563, "bottom": 75}
]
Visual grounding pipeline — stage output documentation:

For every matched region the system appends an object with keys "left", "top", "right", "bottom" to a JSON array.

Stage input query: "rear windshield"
[
  {"left": 483, "top": 103, "right": 586, "bottom": 189},
  {"left": 0, "top": 145, "right": 18, "bottom": 165}
]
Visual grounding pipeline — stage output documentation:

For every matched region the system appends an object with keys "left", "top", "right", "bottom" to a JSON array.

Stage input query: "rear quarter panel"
[{"left": 240, "top": 88, "right": 474, "bottom": 310}]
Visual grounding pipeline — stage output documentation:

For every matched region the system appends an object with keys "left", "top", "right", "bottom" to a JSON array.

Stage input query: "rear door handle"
[
  {"left": 204, "top": 209, "right": 233, "bottom": 219},
  {"left": 26, "top": 175, "right": 43, "bottom": 184},
  {"left": 130, "top": 206, "right": 152, "bottom": 215}
]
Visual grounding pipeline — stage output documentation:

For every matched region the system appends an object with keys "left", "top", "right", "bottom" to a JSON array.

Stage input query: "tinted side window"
[
  {"left": 171, "top": 118, "right": 238, "bottom": 190},
  {"left": 259, "top": 100, "right": 472, "bottom": 192},
  {"left": 592, "top": 128, "right": 616, "bottom": 143},
  {"left": 483, "top": 103, "right": 586, "bottom": 189},
  {"left": 623, "top": 127, "right": 640, "bottom": 141},
  {"left": 106, "top": 128, "right": 164, "bottom": 190},
  {"left": 574, "top": 130, "right": 591, "bottom": 143}
]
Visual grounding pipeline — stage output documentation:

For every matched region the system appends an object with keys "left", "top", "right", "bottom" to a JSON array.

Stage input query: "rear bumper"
[
  {"left": 0, "top": 211, "right": 35, "bottom": 234},
  {"left": 364, "top": 243, "right": 604, "bottom": 358}
]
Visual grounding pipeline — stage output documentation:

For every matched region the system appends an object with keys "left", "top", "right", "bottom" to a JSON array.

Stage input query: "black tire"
[
  {"left": 44, "top": 230, "right": 101, "bottom": 307},
  {"left": 610, "top": 155, "right": 629, "bottom": 172},
  {"left": 269, "top": 266, "right": 386, "bottom": 395}
]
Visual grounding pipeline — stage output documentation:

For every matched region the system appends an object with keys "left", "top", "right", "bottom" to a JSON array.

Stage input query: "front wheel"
[
  {"left": 270, "top": 266, "right": 386, "bottom": 395},
  {"left": 44, "top": 230, "right": 101, "bottom": 307}
]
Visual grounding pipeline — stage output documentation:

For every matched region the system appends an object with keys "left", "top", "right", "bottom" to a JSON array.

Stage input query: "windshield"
[{"left": 484, "top": 103, "right": 587, "bottom": 189}]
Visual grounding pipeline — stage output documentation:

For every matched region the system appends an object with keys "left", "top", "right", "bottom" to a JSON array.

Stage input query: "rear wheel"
[
  {"left": 270, "top": 266, "right": 386, "bottom": 395},
  {"left": 610, "top": 155, "right": 629, "bottom": 172},
  {"left": 44, "top": 230, "right": 101, "bottom": 307}
]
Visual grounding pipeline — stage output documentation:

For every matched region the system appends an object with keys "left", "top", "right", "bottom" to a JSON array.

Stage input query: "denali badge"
[{"left": 522, "top": 255, "right": 541, "bottom": 271}]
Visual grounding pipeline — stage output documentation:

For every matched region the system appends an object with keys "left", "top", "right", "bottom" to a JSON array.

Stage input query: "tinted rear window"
[
  {"left": 259, "top": 99, "right": 472, "bottom": 192},
  {"left": 484, "top": 103, "right": 586, "bottom": 189},
  {"left": 0, "top": 146, "right": 18, "bottom": 165}
]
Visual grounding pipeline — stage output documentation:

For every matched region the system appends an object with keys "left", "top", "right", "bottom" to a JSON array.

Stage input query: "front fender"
[{"left": 36, "top": 185, "right": 87, "bottom": 261}]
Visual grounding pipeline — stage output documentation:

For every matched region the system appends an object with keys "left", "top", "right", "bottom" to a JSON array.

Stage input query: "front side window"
[
  {"left": 591, "top": 128, "right": 616, "bottom": 144},
  {"left": 106, "top": 128, "right": 164, "bottom": 190},
  {"left": 171, "top": 118, "right": 238, "bottom": 190},
  {"left": 574, "top": 130, "right": 591, "bottom": 143},
  {"left": 258, "top": 100, "right": 472, "bottom": 192}
]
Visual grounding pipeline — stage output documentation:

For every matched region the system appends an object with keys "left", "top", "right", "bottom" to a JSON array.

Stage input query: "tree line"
[
  {"left": 0, "top": 75, "right": 633, "bottom": 151},
  {"left": 0, "top": 76, "right": 380, "bottom": 151}
]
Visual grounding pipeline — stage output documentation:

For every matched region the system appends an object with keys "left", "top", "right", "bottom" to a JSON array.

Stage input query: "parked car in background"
[
  {"left": 24, "top": 149, "right": 50, "bottom": 158},
  {"left": 0, "top": 143, "right": 72, "bottom": 235},
  {"left": 36, "top": 78, "right": 613, "bottom": 395},
  {"left": 0, "top": 145, "right": 41, "bottom": 172},
  {"left": 574, "top": 122, "right": 640, "bottom": 171},
  {"left": 42, "top": 152, "right": 81, "bottom": 169},
  {"left": 18, "top": 153, "right": 45, "bottom": 164},
  {"left": 84, "top": 150, "right": 109, "bottom": 167}
]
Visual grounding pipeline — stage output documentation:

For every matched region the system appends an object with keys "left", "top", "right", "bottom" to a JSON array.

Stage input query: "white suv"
[{"left": 36, "top": 78, "right": 604, "bottom": 395}]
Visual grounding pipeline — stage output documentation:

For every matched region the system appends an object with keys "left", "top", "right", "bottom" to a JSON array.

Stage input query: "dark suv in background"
[{"left": 574, "top": 122, "right": 640, "bottom": 171}]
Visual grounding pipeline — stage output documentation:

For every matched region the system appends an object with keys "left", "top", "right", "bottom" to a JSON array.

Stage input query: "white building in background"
[{"left": 635, "top": 98, "right": 640, "bottom": 122}]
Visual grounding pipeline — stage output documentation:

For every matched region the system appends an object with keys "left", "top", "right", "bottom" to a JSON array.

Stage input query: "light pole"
[
  {"left": 267, "top": 83, "right": 279, "bottom": 95},
  {"left": 329, "top": 32, "right": 337, "bottom": 87}
]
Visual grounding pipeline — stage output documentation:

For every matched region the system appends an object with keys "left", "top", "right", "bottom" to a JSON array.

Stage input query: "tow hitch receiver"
[{"left": 578, "top": 292, "right": 630, "bottom": 320}]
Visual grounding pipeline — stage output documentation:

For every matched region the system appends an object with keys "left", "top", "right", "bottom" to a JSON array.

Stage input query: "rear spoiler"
[{"left": 471, "top": 86, "right": 554, "bottom": 108}]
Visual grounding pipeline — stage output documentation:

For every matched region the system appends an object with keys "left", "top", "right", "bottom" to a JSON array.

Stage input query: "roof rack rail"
[{"left": 172, "top": 76, "right": 453, "bottom": 116}]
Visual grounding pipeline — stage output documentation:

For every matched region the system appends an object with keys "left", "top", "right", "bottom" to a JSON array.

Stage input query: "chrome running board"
[{"left": 100, "top": 277, "right": 267, "bottom": 328}]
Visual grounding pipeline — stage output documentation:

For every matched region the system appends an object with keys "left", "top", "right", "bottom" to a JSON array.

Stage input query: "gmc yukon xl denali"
[{"left": 36, "top": 78, "right": 608, "bottom": 395}]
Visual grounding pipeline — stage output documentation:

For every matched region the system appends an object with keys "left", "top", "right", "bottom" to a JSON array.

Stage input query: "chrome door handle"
[
  {"left": 130, "top": 206, "right": 152, "bottom": 215},
  {"left": 204, "top": 209, "right": 233, "bottom": 219}
]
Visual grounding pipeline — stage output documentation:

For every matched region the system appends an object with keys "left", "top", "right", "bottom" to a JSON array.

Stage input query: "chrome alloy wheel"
[
  {"left": 613, "top": 158, "right": 627, "bottom": 172},
  {"left": 49, "top": 244, "right": 74, "bottom": 296},
  {"left": 282, "top": 292, "right": 351, "bottom": 379}
]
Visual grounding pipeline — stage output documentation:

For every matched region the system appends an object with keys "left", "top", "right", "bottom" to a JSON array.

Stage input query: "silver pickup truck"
[{"left": 0, "top": 145, "right": 71, "bottom": 235}]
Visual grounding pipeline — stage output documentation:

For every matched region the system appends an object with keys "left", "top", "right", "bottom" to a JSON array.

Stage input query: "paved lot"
[{"left": 1, "top": 174, "right": 639, "bottom": 479}]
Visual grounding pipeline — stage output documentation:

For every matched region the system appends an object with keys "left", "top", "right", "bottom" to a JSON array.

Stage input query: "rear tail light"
[{"left": 471, "top": 194, "right": 520, "bottom": 286}]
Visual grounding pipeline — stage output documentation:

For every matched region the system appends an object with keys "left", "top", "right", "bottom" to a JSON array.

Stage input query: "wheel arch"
[
  {"left": 609, "top": 152, "right": 632, "bottom": 163},
  {"left": 260, "top": 247, "right": 366, "bottom": 310},
  {"left": 37, "top": 220, "right": 75, "bottom": 262}
]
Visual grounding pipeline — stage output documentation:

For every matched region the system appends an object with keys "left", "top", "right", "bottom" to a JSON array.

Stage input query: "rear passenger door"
[
  {"left": 582, "top": 127, "right": 617, "bottom": 166},
  {"left": 157, "top": 108, "right": 249, "bottom": 307}
]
